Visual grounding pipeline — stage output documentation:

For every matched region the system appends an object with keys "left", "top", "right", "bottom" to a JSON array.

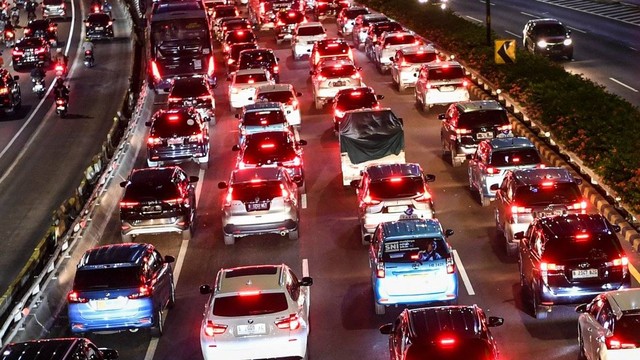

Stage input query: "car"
[
  {"left": 468, "top": 137, "right": 542, "bottom": 207},
  {"left": 67, "top": 243, "right": 176, "bottom": 336},
  {"left": 336, "top": 5, "right": 369, "bottom": 36},
  {"left": 418, "top": 0, "right": 449, "bottom": 9},
  {"left": 235, "top": 101, "right": 292, "bottom": 143},
  {"left": 390, "top": 45, "right": 438, "bottom": 91},
  {"left": 42, "top": 0, "right": 66, "bottom": 19},
  {"left": 12, "top": 37, "right": 51, "bottom": 70},
  {"left": 366, "top": 217, "right": 457, "bottom": 314},
  {"left": 372, "top": 31, "right": 420, "bottom": 74},
  {"left": 237, "top": 48, "right": 280, "bottom": 83},
  {"left": 198, "top": 264, "right": 313, "bottom": 359},
  {"left": 212, "top": 4, "right": 239, "bottom": 30},
  {"left": 119, "top": 166, "right": 199, "bottom": 241},
  {"left": 364, "top": 21, "right": 405, "bottom": 60},
  {"left": 439, "top": 100, "right": 512, "bottom": 167},
  {"left": 274, "top": 9, "right": 306, "bottom": 44},
  {"left": 576, "top": 288, "right": 640, "bottom": 360},
  {"left": 204, "top": 0, "right": 229, "bottom": 17},
  {"left": 353, "top": 163, "right": 436, "bottom": 244},
  {"left": 252, "top": 0, "right": 295, "bottom": 28},
  {"left": 0, "top": 338, "right": 118, "bottom": 360},
  {"left": 167, "top": 76, "right": 216, "bottom": 122},
  {"left": 226, "top": 42, "right": 259, "bottom": 74},
  {"left": 217, "top": 17, "right": 252, "bottom": 41},
  {"left": 309, "top": 37, "right": 353, "bottom": 71},
  {"left": 232, "top": 130, "right": 307, "bottom": 189},
  {"left": 292, "top": 21, "right": 326, "bottom": 60},
  {"left": 331, "top": 86, "right": 383, "bottom": 133},
  {"left": 145, "top": 108, "right": 210, "bottom": 168},
  {"left": 310, "top": 59, "right": 363, "bottom": 110},
  {"left": 0, "top": 70, "right": 21, "bottom": 115},
  {"left": 222, "top": 29, "right": 258, "bottom": 55},
  {"left": 523, "top": 18, "right": 573, "bottom": 60},
  {"left": 228, "top": 68, "right": 276, "bottom": 110},
  {"left": 24, "top": 19, "right": 59, "bottom": 46},
  {"left": 379, "top": 305, "right": 504, "bottom": 360},
  {"left": 84, "top": 12, "right": 114, "bottom": 40},
  {"left": 218, "top": 167, "right": 301, "bottom": 244},
  {"left": 493, "top": 167, "right": 587, "bottom": 256},
  {"left": 352, "top": 13, "right": 388, "bottom": 49},
  {"left": 414, "top": 61, "right": 470, "bottom": 111},
  {"left": 516, "top": 214, "right": 630, "bottom": 319},
  {"left": 254, "top": 84, "right": 303, "bottom": 127}
]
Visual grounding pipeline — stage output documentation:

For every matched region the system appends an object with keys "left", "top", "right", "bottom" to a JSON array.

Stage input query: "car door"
[
  {"left": 390, "top": 51, "right": 401, "bottom": 80},
  {"left": 369, "top": 227, "right": 382, "bottom": 280},
  {"left": 581, "top": 296, "right": 604, "bottom": 359},
  {"left": 468, "top": 144, "right": 484, "bottom": 189},
  {"left": 389, "top": 315, "right": 403, "bottom": 360},
  {"left": 145, "top": 251, "right": 165, "bottom": 309},
  {"left": 415, "top": 66, "right": 427, "bottom": 97},
  {"left": 527, "top": 229, "right": 544, "bottom": 292},
  {"left": 592, "top": 300, "right": 614, "bottom": 359},
  {"left": 495, "top": 177, "right": 512, "bottom": 230}
]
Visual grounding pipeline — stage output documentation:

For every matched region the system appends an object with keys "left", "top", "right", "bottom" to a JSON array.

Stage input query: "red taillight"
[
  {"left": 260, "top": 143, "right": 275, "bottom": 149},
  {"left": 568, "top": 200, "right": 588, "bottom": 210},
  {"left": 224, "top": 188, "right": 233, "bottom": 206},
  {"left": 92, "top": 4, "right": 100, "bottom": 12},
  {"left": 128, "top": 285, "right": 152, "bottom": 299},
  {"left": 205, "top": 320, "right": 227, "bottom": 336},
  {"left": 272, "top": 65, "right": 279, "bottom": 73},
  {"left": 498, "top": 124, "right": 512, "bottom": 132},
  {"left": 165, "top": 198, "right": 185, "bottom": 206},
  {"left": 540, "top": 262, "right": 563, "bottom": 271},
  {"left": 24, "top": 29, "right": 31, "bottom": 34},
  {"left": 462, "top": 79, "right": 469, "bottom": 87},
  {"left": 0, "top": 88, "right": 8, "bottom": 95},
  {"left": 5, "top": 31, "right": 14, "bottom": 38},
  {"left": 67, "top": 291, "right": 88, "bottom": 303},
  {"left": 275, "top": 314, "right": 301, "bottom": 330},
  {"left": 606, "top": 337, "right": 637, "bottom": 350},
  {"left": 85, "top": 21, "right": 90, "bottom": 27},
  {"left": 207, "top": 56, "right": 215, "bottom": 77},
  {"left": 108, "top": 21, "right": 113, "bottom": 26},
  {"left": 85, "top": 50, "right": 92, "bottom": 55},
  {"left": 612, "top": 257, "right": 629, "bottom": 266},
  {"left": 168, "top": 115, "right": 180, "bottom": 121},
  {"left": 446, "top": 256, "right": 455, "bottom": 274},
  {"left": 56, "top": 99, "right": 65, "bottom": 105},
  {"left": 228, "top": 58, "right": 235, "bottom": 64},
  {"left": 455, "top": 128, "right": 471, "bottom": 135},
  {"left": 485, "top": 166, "right": 497, "bottom": 175},
  {"left": 363, "top": 195, "right": 381, "bottom": 205},
  {"left": 575, "top": 233, "right": 590, "bottom": 240},
  {"left": 239, "top": 290, "right": 260, "bottom": 296},
  {"left": 439, "top": 337, "right": 456, "bottom": 346},
  {"left": 510, "top": 205, "right": 532, "bottom": 214},
  {"left": 147, "top": 137, "right": 161, "bottom": 146},
  {"left": 55, "top": 64, "right": 64, "bottom": 71},
  {"left": 541, "top": 181, "right": 554, "bottom": 187},
  {"left": 316, "top": 75, "right": 326, "bottom": 81},
  {"left": 49, "top": 26, "right": 56, "bottom": 31},
  {"left": 389, "top": 177, "right": 403, "bottom": 183},
  {"left": 12, "top": 49, "right": 23, "bottom": 56},
  {"left": 150, "top": 61, "right": 161, "bottom": 81},
  {"left": 376, "top": 263, "right": 385, "bottom": 278},
  {"left": 334, "top": 109, "right": 345, "bottom": 118}
]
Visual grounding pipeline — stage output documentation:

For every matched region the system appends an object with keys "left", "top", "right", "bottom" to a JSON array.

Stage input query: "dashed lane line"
[{"left": 453, "top": 250, "right": 475, "bottom": 296}]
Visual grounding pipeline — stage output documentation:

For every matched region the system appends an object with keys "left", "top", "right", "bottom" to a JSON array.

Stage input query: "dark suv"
[
  {"left": 119, "top": 166, "right": 198, "bottom": 241},
  {"left": 167, "top": 76, "right": 216, "bottom": 122},
  {"left": 1, "top": 338, "right": 118, "bottom": 360},
  {"left": 0, "top": 70, "right": 21, "bottom": 115},
  {"left": 331, "top": 86, "right": 383, "bottom": 133},
  {"left": 12, "top": 37, "right": 51, "bottom": 70},
  {"left": 84, "top": 13, "right": 114, "bottom": 40},
  {"left": 523, "top": 18, "right": 573, "bottom": 60},
  {"left": 439, "top": 100, "right": 512, "bottom": 167},
  {"left": 237, "top": 48, "right": 280, "bottom": 83},
  {"left": 379, "top": 305, "right": 504, "bottom": 360},
  {"left": 516, "top": 214, "right": 630, "bottom": 319}
]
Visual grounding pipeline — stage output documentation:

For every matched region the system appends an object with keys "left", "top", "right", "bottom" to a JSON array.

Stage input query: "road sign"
[{"left": 495, "top": 39, "right": 516, "bottom": 64}]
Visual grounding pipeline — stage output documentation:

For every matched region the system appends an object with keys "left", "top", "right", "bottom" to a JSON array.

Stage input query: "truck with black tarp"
[{"left": 339, "top": 108, "right": 406, "bottom": 186}]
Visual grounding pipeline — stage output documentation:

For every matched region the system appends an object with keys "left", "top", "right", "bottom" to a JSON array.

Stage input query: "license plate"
[
  {"left": 332, "top": 81, "right": 345, "bottom": 87},
  {"left": 94, "top": 299, "right": 123, "bottom": 310},
  {"left": 142, "top": 205, "right": 162, "bottom": 213},
  {"left": 247, "top": 202, "right": 269, "bottom": 211},
  {"left": 476, "top": 132, "right": 494, "bottom": 139},
  {"left": 387, "top": 206, "right": 408, "bottom": 213},
  {"left": 236, "top": 323, "right": 266, "bottom": 335},
  {"left": 537, "top": 210, "right": 562, "bottom": 218},
  {"left": 439, "top": 85, "right": 455, "bottom": 92},
  {"left": 168, "top": 138, "right": 183, "bottom": 145},
  {"left": 95, "top": 26, "right": 103, "bottom": 30},
  {"left": 572, "top": 269, "right": 598, "bottom": 279},
  {"left": 193, "top": 59, "right": 202, "bottom": 70},
  {"left": 185, "top": 100, "right": 196, "bottom": 106}
]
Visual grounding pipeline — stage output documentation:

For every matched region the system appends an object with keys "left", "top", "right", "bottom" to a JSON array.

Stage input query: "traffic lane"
[
  {"left": 0, "top": 0, "right": 131, "bottom": 293},
  {"left": 448, "top": 0, "right": 640, "bottom": 106}
]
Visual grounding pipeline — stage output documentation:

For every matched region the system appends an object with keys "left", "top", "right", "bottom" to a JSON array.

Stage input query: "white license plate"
[
  {"left": 476, "top": 132, "right": 494, "bottom": 139},
  {"left": 537, "top": 210, "right": 562, "bottom": 218},
  {"left": 95, "top": 26, "right": 104, "bottom": 30},
  {"left": 93, "top": 299, "right": 123, "bottom": 310},
  {"left": 193, "top": 59, "right": 202, "bottom": 70},
  {"left": 332, "top": 81, "right": 345, "bottom": 87},
  {"left": 387, "top": 206, "right": 408, "bottom": 213},
  {"left": 236, "top": 323, "right": 266, "bottom": 335},
  {"left": 247, "top": 202, "right": 269, "bottom": 211},
  {"left": 572, "top": 269, "right": 598, "bottom": 279},
  {"left": 168, "top": 138, "right": 183, "bottom": 145},
  {"left": 439, "top": 85, "right": 455, "bottom": 92}
]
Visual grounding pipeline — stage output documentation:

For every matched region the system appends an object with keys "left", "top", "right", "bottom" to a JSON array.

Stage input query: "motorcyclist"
[
  {"left": 25, "top": 0, "right": 37, "bottom": 20},
  {"left": 82, "top": 38, "right": 94, "bottom": 54},
  {"left": 54, "top": 48, "right": 68, "bottom": 66},
  {"left": 30, "top": 62, "right": 46, "bottom": 85},
  {"left": 101, "top": 0, "right": 112, "bottom": 14},
  {"left": 53, "top": 78, "right": 69, "bottom": 101},
  {"left": 3, "top": 19, "right": 14, "bottom": 45},
  {"left": 9, "top": 4, "right": 19, "bottom": 26},
  {"left": 90, "top": 0, "right": 101, "bottom": 13}
]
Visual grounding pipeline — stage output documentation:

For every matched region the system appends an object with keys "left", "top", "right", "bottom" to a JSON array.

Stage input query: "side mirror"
[
  {"left": 298, "top": 139, "right": 308, "bottom": 146},
  {"left": 119, "top": 181, "right": 128, "bottom": 188},
  {"left": 490, "top": 184, "right": 500, "bottom": 191},
  {"left": 379, "top": 323, "right": 393, "bottom": 335},
  {"left": 363, "top": 234, "right": 372, "bottom": 243},
  {"left": 425, "top": 174, "right": 436, "bottom": 182},
  {"left": 231, "top": 144, "right": 240, "bottom": 151},
  {"left": 99, "top": 349, "right": 119, "bottom": 360},
  {"left": 487, "top": 316, "right": 504, "bottom": 327},
  {"left": 199, "top": 284, "right": 212, "bottom": 295},
  {"left": 292, "top": 174, "right": 302, "bottom": 183},
  {"left": 144, "top": 121, "right": 152, "bottom": 126},
  {"left": 276, "top": 57, "right": 280, "bottom": 61},
  {"left": 300, "top": 276, "right": 313, "bottom": 286},
  {"left": 248, "top": 97, "right": 253, "bottom": 101},
  {"left": 376, "top": 94, "right": 384, "bottom": 100},
  {"left": 350, "top": 179, "right": 360, "bottom": 189},
  {"left": 413, "top": 72, "right": 418, "bottom": 77},
  {"left": 513, "top": 231, "right": 525, "bottom": 240},
  {"left": 575, "top": 303, "right": 588, "bottom": 313},
  {"left": 438, "top": 113, "right": 446, "bottom": 120},
  {"left": 164, "top": 255, "right": 176, "bottom": 263},
  {"left": 388, "top": 57, "right": 394, "bottom": 62},
  {"left": 234, "top": 113, "right": 240, "bottom": 118},
  {"left": 226, "top": 76, "right": 231, "bottom": 81},
  {"left": 574, "top": 177, "right": 583, "bottom": 185},
  {"left": 189, "top": 176, "right": 199, "bottom": 183},
  {"left": 296, "top": 92, "right": 302, "bottom": 96},
  {"left": 445, "top": 229, "right": 454, "bottom": 237},
  {"left": 13, "top": 75, "right": 19, "bottom": 81},
  {"left": 217, "top": 181, "right": 228, "bottom": 189}
]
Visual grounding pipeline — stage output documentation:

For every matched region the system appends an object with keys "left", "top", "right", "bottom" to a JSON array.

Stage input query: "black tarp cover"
[{"left": 339, "top": 109, "right": 405, "bottom": 164}]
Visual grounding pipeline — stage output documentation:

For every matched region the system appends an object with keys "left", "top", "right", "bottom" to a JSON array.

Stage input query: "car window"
[
  {"left": 256, "top": 91, "right": 295, "bottom": 104},
  {"left": 382, "top": 236, "right": 449, "bottom": 263},
  {"left": 243, "top": 110, "right": 287, "bottom": 126},
  {"left": 405, "top": 339, "right": 494, "bottom": 360},
  {"left": 614, "top": 314, "right": 640, "bottom": 342},
  {"left": 533, "top": 24, "right": 566, "bottom": 37},
  {"left": 513, "top": 182, "right": 581, "bottom": 206},
  {"left": 74, "top": 266, "right": 142, "bottom": 290},
  {"left": 230, "top": 181, "right": 284, "bottom": 202},
  {"left": 124, "top": 176, "right": 180, "bottom": 200},
  {"left": 403, "top": 52, "right": 437, "bottom": 64},
  {"left": 212, "top": 292, "right": 289, "bottom": 316},
  {"left": 243, "top": 141, "right": 297, "bottom": 165},
  {"left": 596, "top": 302, "right": 613, "bottom": 329},
  {"left": 319, "top": 65, "right": 356, "bottom": 78},
  {"left": 542, "top": 234, "right": 621, "bottom": 261},
  {"left": 457, "top": 110, "right": 509, "bottom": 128},
  {"left": 369, "top": 176, "right": 425, "bottom": 199},
  {"left": 151, "top": 116, "right": 200, "bottom": 138},
  {"left": 336, "top": 92, "right": 377, "bottom": 110},
  {"left": 489, "top": 148, "right": 541, "bottom": 167},
  {"left": 297, "top": 26, "right": 324, "bottom": 36},
  {"left": 236, "top": 73, "right": 269, "bottom": 83},
  {"left": 383, "top": 34, "right": 416, "bottom": 46},
  {"left": 286, "top": 270, "right": 300, "bottom": 301},
  {"left": 170, "top": 80, "right": 209, "bottom": 98}
]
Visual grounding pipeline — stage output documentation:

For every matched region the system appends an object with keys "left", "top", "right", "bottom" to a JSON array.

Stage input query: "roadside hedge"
[{"left": 362, "top": 0, "right": 640, "bottom": 212}]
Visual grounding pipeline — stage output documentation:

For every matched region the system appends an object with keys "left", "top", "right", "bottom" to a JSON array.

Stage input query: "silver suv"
[{"left": 218, "top": 167, "right": 301, "bottom": 245}]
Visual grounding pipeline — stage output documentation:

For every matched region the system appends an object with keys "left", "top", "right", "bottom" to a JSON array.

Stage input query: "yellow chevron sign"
[{"left": 495, "top": 39, "right": 516, "bottom": 64}]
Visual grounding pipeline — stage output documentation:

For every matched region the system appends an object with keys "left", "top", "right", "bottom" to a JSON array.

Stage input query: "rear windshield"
[
  {"left": 74, "top": 267, "right": 141, "bottom": 291},
  {"left": 124, "top": 179, "right": 180, "bottom": 200},
  {"left": 362, "top": 16, "right": 388, "bottom": 26},
  {"left": 236, "top": 73, "right": 268, "bottom": 83},
  {"left": 215, "top": 8, "right": 237, "bottom": 18},
  {"left": 369, "top": 176, "right": 425, "bottom": 199},
  {"left": 319, "top": 65, "right": 356, "bottom": 78},
  {"left": 319, "top": 43, "right": 350, "bottom": 56},
  {"left": 297, "top": 26, "right": 324, "bottom": 36},
  {"left": 278, "top": 11, "right": 305, "bottom": 23},
  {"left": 171, "top": 81, "right": 208, "bottom": 98},
  {"left": 231, "top": 44, "right": 258, "bottom": 59},
  {"left": 88, "top": 13, "right": 110, "bottom": 24},
  {"left": 384, "top": 34, "right": 416, "bottom": 46},
  {"left": 243, "top": 110, "right": 287, "bottom": 126},
  {"left": 152, "top": 116, "right": 200, "bottom": 137},
  {"left": 514, "top": 182, "right": 581, "bottom": 206},
  {"left": 239, "top": 51, "right": 275, "bottom": 67},
  {"left": 256, "top": 91, "right": 295, "bottom": 104},
  {"left": 345, "top": 9, "right": 369, "bottom": 19},
  {"left": 404, "top": 52, "right": 437, "bottom": 64},
  {"left": 382, "top": 237, "right": 449, "bottom": 263},
  {"left": 213, "top": 292, "right": 288, "bottom": 317},
  {"left": 615, "top": 314, "right": 640, "bottom": 343},
  {"left": 231, "top": 181, "right": 283, "bottom": 202},
  {"left": 542, "top": 234, "right": 621, "bottom": 260},
  {"left": 374, "top": 22, "right": 404, "bottom": 35},
  {"left": 489, "top": 149, "right": 541, "bottom": 167},
  {"left": 226, "top": 31, "right": 256, "bottom": 43},
  {"left": 428, "top": 66, "right": 465, "bottom": 81},
  {"left": 458, "top": 110, "right": 509, "bottom": 128},
  {"left": 243, "top": 142, "right": 296, "bottom": 164},
  {"left": 336, "top": 93, "right": 377, "bottom": 110}
]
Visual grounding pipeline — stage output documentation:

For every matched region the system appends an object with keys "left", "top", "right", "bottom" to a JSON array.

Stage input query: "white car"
[
  {"left": 199, "top": 264, "right": 313, "bottom": 359},
  {"left": 310, "top": 59, "right": 364, "bottom": 110},
  {"left": 373, "top": 31, "right": 419, "bottom": 74},
  {"left": 414, "top": 61, "right": 470, "bottom": 110},
  {"left": 228, "top": 68, "right": 275, "bottom": 111},
  {"left": 390, "top": 45, "right": 438, "bottom": 91},
  {"left": 576, "top": 288, "right": 640, "bottom": 360},
  {"left": 254, "top": 84, "right": 303, "bottom": 127},
  {"left": 292, "top": 22, "right": 326, "bottom": 60}
]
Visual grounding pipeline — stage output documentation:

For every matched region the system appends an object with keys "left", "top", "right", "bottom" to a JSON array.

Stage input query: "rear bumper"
[
  {"left": 424, "top": 89, "right": 469, "bottom": 106},
  {"left": 68, "top": 300, "right": 155, "bottom": 333},
  {"left": 201, "top": 330, "right": 308, "bottom": 360},
  {"left": 375, "top": 277, "right": 458, "bottom": 305},
  {"left": 539, "top": 280, "right": 631, "bottom": 305},
  {"left": 121, "top": 215, "right": 190, "bottom": 237},
  {"left": 223, "top": 219, "right": 298, "bottom": 237}
]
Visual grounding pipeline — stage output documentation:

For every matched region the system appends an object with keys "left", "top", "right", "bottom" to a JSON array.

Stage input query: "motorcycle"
[
  {"left": 54, "top": 61, "right": 67, "bottom": 79},
  {"left": 83, "top": 50, "right": 94, "bottom": 67},
  {"left": 31, "top": 77, "right": 45, "bottom": 99},
  {"left": 55, "top": 97, "right": 68, "bottom": 117}
]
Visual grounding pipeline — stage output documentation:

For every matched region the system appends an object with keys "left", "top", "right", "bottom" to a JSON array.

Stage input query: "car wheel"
[
  {"left": 150, "top": 309, "right": 163, "bottom": 337},
  {"left": 360, "top": 226, "right": 369, "bottom": 246},
  {"left": 289, "top": 227, "right": 299, "bottom": 240},
  {"left": 314, "top": 98, "right": 322, "bottom": 110},
  {"left": 376, "top": 61, "right": 384, "bottom": 75},
  {"left": 479, "top": 190, "right": 490, "bottom": 207},
  {"left": 223, "top": 233, "right": 235, "bottom": 245},
  {"left": 374, "top": 294, "right": 385, "bottom": 315},
  {"left": 506, "top": 234, "right": 518, "bottom": 257},
  {"left": 398, "top": 81, "right": 405, "bottom": 92},
  {"left": 450, "top": 147, "right": 461, "bottom": 167},
  {"left": 181, "top": 228, "right": 192, "bottom": 241},
  {"left": 167, "top": 283, "right": 176, "bottom": 309},
  {"left": 415, "top": 91, "right": 424, "bottom": 112},
  {"left": 577, "top": 327, "right": 587, "bottom": 360},
  {"left": 122, "top": 233, "right": 133, "bottom": 242},
  {"left": 532, "top": 286, "right": 548, "bottom": 320}
]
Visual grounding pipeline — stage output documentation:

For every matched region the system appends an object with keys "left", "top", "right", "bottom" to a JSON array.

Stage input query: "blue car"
[
  {"left": 67, "top": 243, "right": 175, "bottom": 336},
  {"left": 366, "top": 217, "right": 458, "bottom": 315}
]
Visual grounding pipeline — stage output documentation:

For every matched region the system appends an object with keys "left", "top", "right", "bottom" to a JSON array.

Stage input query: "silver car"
[
  {"left": 389, "top": 45, "right": 438, "bottom": 91},
  {"left": 218, "top": 167, "right": 300, "bottom": 245},
  {"left": 373, "top": 31, "right": 419, "bottom": 74},
  {"left": 310, "top": 59, "right": 363, "bottom": 110}
]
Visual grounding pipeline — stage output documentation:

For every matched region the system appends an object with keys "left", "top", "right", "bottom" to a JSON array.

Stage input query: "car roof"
[
  {"left": 605, "top": 288, "right": 640, "bottom": 317},
  {"left": 426, "top": 60, "right": 462, "bottom": 69},
  {"left": 512, "top": 167, "right": 574, "bottom": 185},
  {"left": 244, "top": 130, "right": 293, "bottom": 144},
  {"left": 529, "top": 18, "right": 564, "bottom": 26},
  {"left": 365, "top": 162, "right": 423, "bottom": 180},
  {"left": 256, "top": 84, "right": 295, "bottom": 93},
  {"left": 536, "top": 214, "right": 614, "bottom": 239},
  {"left": 455, "top": 100, "right": 503, "bottom": 113},
  {"left": 297, "top": 21, "right": 323, "bottom": 28},
  {"left": 170, "top": 77, "right": 208, "bottom": 92},
  {"left": 381, "top": 30, "right": 414, "bottom": 39},
  {"left": 379, "top": 218, "right": 444, "bottom": 240},
  {"left": 408, "top": 306, "right": 482, "bottom": 340},
  {"left": 231, "top": 167, "right": 287, "bottom": 183},
  {"left": 0, "top": 338, "right": 81, "bottom": 360},
  {"left": 398, "top": 45, "right": 436, "bottom": 55},
  {"left": 217, "top": 265, "right": 285, "bottom": 294},
  {"left": 243, "top": 101, "right": 284, "bottom": 111},
  {"left": 78, "top": 243, "right": 152, "bottom": 268},
  {"left": 486, "top": 137, "right": 535, "bottom": 150}
]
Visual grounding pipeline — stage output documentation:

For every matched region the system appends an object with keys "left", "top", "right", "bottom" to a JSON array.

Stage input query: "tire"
[
  {"left": 314, "top": 98, "right": 322, "bottom": 110},
  {"left": 289, "top": 228, "right": 299, "bottom": 240},
  {"left": 223, "top": 233, "right": 235, "bottom": 245},
  {"left": 479, "top": 191, "right": 490, "bottom": 207},
  {"left": 150, "top": 309, "right": 163, "bottom": 337},
  {"left": 199, "top": 153, "right": 209, "bottom": 169},
  {"left": 578, "top": 328, "right": 587, "bottom": 360},
  {"left": 360, "top": 226, "right": 369, "bottom": 246},
  {"left": 532, "top": 287, "right": 548, "bottom": 320},
  {"left": 450, "top": 147, "right": 461, "bottom": 167},
  {"left": 181, "top": 228, "right": 192, "bottom": 241},
  {"left": 374, "top": 294, "right": 385, "bottom": 315},
  {"left": 122, "top": 233, "right": 133, "bottom": 242},
  {"left": 398, "top": 81, "right": 405, "bottom": 92},
  {"left": 506, "top": 234, "right": 518, "bottom": 257},
  {"left": 167, "top": 283, "right": 176, "bottom": 309},
  {"left": 415, "top": 91, "right": 424, "bottom": 112}
]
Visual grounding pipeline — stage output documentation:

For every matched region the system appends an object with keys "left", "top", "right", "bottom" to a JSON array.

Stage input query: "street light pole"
[{"left": 486, "top": 0, "right": 491, "bottom": 46}]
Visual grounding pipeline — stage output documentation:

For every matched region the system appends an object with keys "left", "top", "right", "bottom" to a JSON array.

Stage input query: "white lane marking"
[
  {"left": 609, "top": 77, "right": 639, "bottom": 92},
  {"left": 453, "top": 250, "right": 475, "bottom": 296},
  {"left": 143, "top": 339, "right": 159, "bottom": 360},
  {"left": 521, "top": 11, "right": 538, "bottom": 18},
  {"left": 466, "top": 16, "right": 482, "bottom": 23},
  {"left": 630, "top": 46, "right": 638, "bottom": 51},
  {"left": 0, "top": 0, "right": 76, "bottom": 185},
  {"left": 301, "top": 193, "right": 307, "bottom": 209},
  {"left": 567, "top": 26, "right": 586, "bottom": 34},
  {"left": 505, "top": 30, "right": 522, "bottom": 38},
  {"left": 302, "top": 258, "right": 309, "bottom": 277}
]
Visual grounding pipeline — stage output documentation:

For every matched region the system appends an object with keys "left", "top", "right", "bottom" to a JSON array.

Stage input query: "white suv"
[
  {"left": 218, "top": 167, "right": 301, "bottom": 244},
  {"left": 199, "top": 264, "right": 313, "bottom": 360},
  {"left": 310, "top": 59, "right": 363, "bottom": 110},
  {"left": 228, "top": 68, "right": 275, "bottom": 111},
  {"left": 373, "top": 31, "right": 419, "bottom": 74},
  {"left": 254, "top": 84, "right": 303, "bottom": 127},
  {"left": 292, "top": 22, "right": 326, "bottom": 60},
  {"left": 414, "top": 61, "right": 470, "bottom": 111}
]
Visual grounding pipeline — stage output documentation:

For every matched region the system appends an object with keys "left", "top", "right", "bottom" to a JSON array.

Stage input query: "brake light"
[
  {"left": 260, "top": 143, "right": 275, "bottom": 149},
  {"left": 67, "top": 291, "right": 88, "bottom": 303},
  {"left": 272, "top": 65, "right": 279, "bottom": 73},
  {"left": 350, "top": 91, "right": 362, "bottom": 97},
  {"left": 541, "top": 181, "right": 554, "bottom": 187},
  {"left": 446, "top": 256, "right": 455, "bottom": 274},
  {"left": 575, "top": 233, "right": 590, "bottom": 240},
  {"left": 511, "top": 205, "right": 532, "bottom": 214},
  {"left": 228, "top": 58, "right": 235, "bottom": 64},
  {"left": 400, "top": 59, "right": 407, "bottom": 66},
  {"left": 485, "top": 166, "right": 497, "bottom": 175},
  {"left": 85, "top": 21, "right": 90, "bottom": 27},
  {"left": 462, "top": 79, "right": 469, "bottom": 87},
  {"left": 165, "top": 198, "right": 185, "bottom": 206},
  {"left": 205, "top": 320, "right": 228, "bottom": 336},
  {"left": 5, "top": 31, "right": 13, "bottom": 38},
  {"left": 0, "top": 88, "right": 7, "bottom": 95},
  {"left": 55, "top": 64, "right": 64, "bottom": 71},
  {"left": 147, "top": 137, "right": 161, "bottom": 145},
  {"left": 612, "top": 257, "right": 629, "bottom": 266},
  {"left": 376, "top": 263, "right": 385, "bottom": 278},
  {"left": 568, "top": 200, "right": 588, "bottom": 211},
  {"left": 150, "top": 61, "right": 161, "bottom": 81},
  {"left": 108, "top": 21, "right": 113, "bottom": 26},
  {"left": 498, "top": 124, "right": 512, "bottom": 132},
  {"left": 288, "top": 12, "right": 296, "bottom": 17},
  {"left": 316, "top": 75, "right": 326, "bottom": 81},
  {"left": 275, "top": 314, "right": 301, "bottom": 330},
  {"left": 389, "top": 177, "right": 403, "bottom": 183},
  {"left": 92, "top": 4, "right": 100, "bottom": 12},
  {"left": 49, "top": 26, "right": 56, "bottom": 31},
  {"left": 207, "top": 56, "right": 215, "bottom": 77},
  {"left": 606, "top": 337, "right": 636, "bottom": 350},
  {"left": 455, "top": 128, "right": 471, "bottom": 135},
  {"left": 120, "top": 200, "right": 139, "bottom": 208},
  {"left": 334, "top": 109, "right": 345, "bottom": 118},
  {"left": 56, "top": 99, "right": 65, "bottom": 105},
  {"left": 128, "top": 285, "right": 152, "bottom": 299},
  {"left": 24, "top": 29, "right": 31, "bottom": 34},
  {"left": 363, "top": 194, "right": 381, "bottom": 205},
  {"left": 540, "top": 262, "right": 564, "bottom": 271},
  {"left": 439, "top": 337, "right": 456, "bottom": 346},
  {"left": 351, "top": 72, "right": 361, "bottom": 79},
  {"left": 12, "top": 49, "right": 23, "bottom": 56},
  {"left": 248, "top": 79, "right": 255, "bottom": 84},
  {"left": 224, "top": 188, "right": 233, "bottom": 206}
]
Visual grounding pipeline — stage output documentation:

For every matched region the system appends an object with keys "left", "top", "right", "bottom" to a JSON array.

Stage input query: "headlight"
[
  {"left": 563, "top": 38, "right": 572, "bottom": 46},
  {"left": 537, "top": 40, "right": 547, "bottom": 48},
  {"left": 418, "top": 0, "right": 427, "bottom": 3}
]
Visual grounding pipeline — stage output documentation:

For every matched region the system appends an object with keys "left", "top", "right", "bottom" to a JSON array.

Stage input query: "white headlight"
[
  {"left": 537, "top": 40, "right": 547, "bottom": 48},
  {"left": 563, "top": 38, "right": 572, "bottom": 46},
  {"left": 440, "top": 3, "right": 446, "bottom": 9},
  {"left": 418, "top": 0, "right": 428, "bottom": 3}
]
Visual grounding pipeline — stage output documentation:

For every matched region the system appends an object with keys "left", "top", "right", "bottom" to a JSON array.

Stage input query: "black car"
[
  {"left": 523, "top": 18, "right": 573, "bottom": 60},
  {"left": 119, "top": 166, "right": 198, "bottom": 241},
  {"left": 84, "top": 12, "right": 114, "bottom": 40},
  {"left": 314, "top": 0, "right": 345, "bottom": 19},
  {"left": 0, "top": 338, "right": 118, "bottom": 360},
  {"left": 0, "top": 70, "right": 21, "bottom": 115},
  {"left": 515, "top": 214, "right": 630, "bottom": 319},
  {"left": 274, "top": 10, "right": 305, "bottom": 44},
  {"left": 222, "top": 29, "right": 257, "bottom": 55},
  {"left": 237, "top": 48, "right": 280, "bottom": 83},
  {"left": 145, "top": 108, "right": 210, "bottom": 168},
  {"left": 168, "top": 76, "right": 216, "bottom": 122},
  {"left": 332, "top": 86, "right": 383, "bottom": 132},
  {"left": 12, "top": 37, "right": 51, "bottom": 70},
  {"left": 24, "top": 19, "right": 59, "bottom": 46},
  {"left": 379, "top": 305, "right": 504, "bottom": 360},
  {"left": 226, "top": 42, "right": 259, "bottom": 74}
]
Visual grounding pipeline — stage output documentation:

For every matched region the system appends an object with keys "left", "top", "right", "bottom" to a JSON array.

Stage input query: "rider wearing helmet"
[
  {"left": 82, "top": 38, "right": 94, "bottom": 53},
  {"left": 30, "top": 62, "right": 46, "bottom": 84},
  {"left": 54, "top": 48, "right": 68, "bottom": 65},
  {"left": 53, "top": 78, "right": 69, "bottom": 100}
]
